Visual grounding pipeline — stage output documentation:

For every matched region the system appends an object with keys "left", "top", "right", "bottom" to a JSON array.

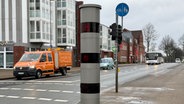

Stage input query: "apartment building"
[
  {"left": 0, "top": 0, "right": 76, "bottom": 69},
  {"left": 100, "top": 24, "right": 114, "bottom": 58},
  {"left": 0, "top": 0, "right": 29, "bottom": 68},
  {"left": 118, "top": 29, "right": 145, "bottom": 63}
]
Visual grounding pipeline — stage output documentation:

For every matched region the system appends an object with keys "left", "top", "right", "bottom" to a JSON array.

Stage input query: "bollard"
[{"left": 80, "top": 4, "right": 101, "bottom": 104}]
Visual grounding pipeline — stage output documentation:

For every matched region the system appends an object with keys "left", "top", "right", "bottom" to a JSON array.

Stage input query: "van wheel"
[
  {"left": 45, "top": 74, "right": 50, "bottom": 77},
  {"left": 107, "top": 66, "right": 111, "bottom": 70},
  {"left": 16, "top": 77, "right": 22, "bottom": 80},
  {"left": 60, "top": 68, "right": 66, "bottom": 76},
  {"left": 35, "top": 70, "right": 42, "bottom": 79}
]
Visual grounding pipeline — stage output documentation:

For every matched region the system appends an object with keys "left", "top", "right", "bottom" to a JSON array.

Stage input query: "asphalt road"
[{"left": 0, "top": 63, "right": 181, "bottom": 104}]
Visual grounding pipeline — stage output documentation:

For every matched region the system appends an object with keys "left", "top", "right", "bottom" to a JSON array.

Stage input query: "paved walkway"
[{"left": 100, "top": 64, "right": 184, "bottom": 104}]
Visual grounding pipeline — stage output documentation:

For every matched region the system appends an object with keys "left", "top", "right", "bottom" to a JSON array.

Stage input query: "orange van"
[{"left": 13, "top": 49, "right": 72, "bottom": 79}]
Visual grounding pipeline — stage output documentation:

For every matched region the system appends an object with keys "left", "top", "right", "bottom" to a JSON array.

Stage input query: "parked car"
[{"left": 100, "top": 57, "right": 114, "bottom": 70}]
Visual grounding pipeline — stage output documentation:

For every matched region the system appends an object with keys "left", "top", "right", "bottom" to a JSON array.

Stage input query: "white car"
[{"left": 100, "top": 57, "right": 114, "bottom": 70}]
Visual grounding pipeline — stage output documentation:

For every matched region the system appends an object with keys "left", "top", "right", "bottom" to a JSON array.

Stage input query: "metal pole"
[{"left": 115, "top": 14, "right": 118, "bottom": 93}]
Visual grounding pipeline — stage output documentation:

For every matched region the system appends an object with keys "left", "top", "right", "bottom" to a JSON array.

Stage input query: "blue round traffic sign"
[{"left": 116, "top": 3, "right": 129, "bottom": 17}]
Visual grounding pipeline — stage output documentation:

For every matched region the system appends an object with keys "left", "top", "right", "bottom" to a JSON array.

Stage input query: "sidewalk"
[
  {"left": 0, "top": 69, "right": 14, "bottom": 80},
  {"left": 100, "top": 64, "right": 184, "bottom": 104},
  {"left": 0, "top": 67, "right": 80, "bottom": 80}
]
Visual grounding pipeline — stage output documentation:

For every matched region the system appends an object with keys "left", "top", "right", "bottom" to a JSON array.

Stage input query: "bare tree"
[
  {"left": 150, "top": 42, "right": 156, "bottom": 51},
  {"left": 159, "top": 35, "right": 176, "bottom": 62},
  {"left": 178, "top": 34, "right": 184, "bottom": 50},
  {"left": 143, "top": 23, "right": 157, "bottom": 52}
]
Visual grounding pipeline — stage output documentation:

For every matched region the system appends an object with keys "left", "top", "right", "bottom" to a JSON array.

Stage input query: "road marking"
[
  {"left": 0, "top": 80, "right": 75, "bottom": 83},
  {"left": 0, "top": 95, "right": 6, "bottom": 97},
  {"left": 65, "top": 84, "right": 74, "bottom": 86},
  {"left": 62, "top": 91, "right": 74, "bottom": 93},
  {"left": 54, "top": 99, "right": 68, "bottom": 102},
  {"left": 48, "top": 90, "right": 60, "bottom": 93},
  {"left": 7, "top": 96, "right": 20, "bottom": 99},
  {"left": 36, "top": 89, "right": 47, "bottom": 92},
  {"left": 101, "top": 85, "right": 108, "bottom": 88},
  {"left": 44, "top": 83, "right": 52, "bottom": 85},
  {"left": 11, "top": 88, "right": 22, "bottom": 90},
  {"left": 38, "top": 98, "right": 52, "bottom": 101},
  {"left": 23, "top": 88, "right": 34, "bottom": 91},
  {"left": 0, "top": 95, "right": 71, "bottom": 103},
  {"left": 123, "top": 87, "right": 175, "bottom": 91},
  {"left": 0, "top": 88, "right": 9, "bottom": 90},
  {"left": 76, "top": 92, "right": 80, "bottom": 94},
  {"left": 0, "top": 87, "right": 80, "bottom": 94},
  {"left": 22, "top": 97, "right": 36, "bottom": 100},
  {"left": 34, "top": 83, "right": 42, "bottom": 85}
]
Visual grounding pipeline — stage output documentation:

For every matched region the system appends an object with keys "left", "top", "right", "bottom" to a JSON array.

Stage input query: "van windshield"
[
  {"left": 19, "top": 53, "right": 41, "bottom": 62},
  {"left": 101, "top": 58, "right": 111, "bottom": 63}
]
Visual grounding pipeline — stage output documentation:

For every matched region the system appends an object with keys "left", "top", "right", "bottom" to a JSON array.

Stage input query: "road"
[{"left": 0, "top": 63, "right": 181, "bottom": 104}]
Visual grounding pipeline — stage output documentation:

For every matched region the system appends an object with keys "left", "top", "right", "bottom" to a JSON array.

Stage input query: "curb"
[{"left": 0, "top": 67, "right": 81, "bottom": 80}]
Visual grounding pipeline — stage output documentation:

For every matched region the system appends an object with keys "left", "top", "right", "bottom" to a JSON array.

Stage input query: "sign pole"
[
  {"left": 115, "top": 14, "right": 119, "bottom": 93},
  {"left": 115, "top": 2, "right": 129, "bottom": 93}
]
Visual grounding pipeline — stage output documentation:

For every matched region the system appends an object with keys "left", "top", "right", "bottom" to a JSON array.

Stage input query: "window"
[
  {"left": 62, "top": 10, "right": 66, "bottom": 19},
  {"left": 36, "top": 21, "right": 40, "bottom": 31},
  {"left": 6, "top": 47, "right": 13, "bottom": 51},
  {"left": 36, "top": 0, "right": 40, "bottom": 10},
  {"left": 58, "top": 28, "right": 61, "bottom": 37},
  {"left": 36, "top": 33, "right": 41, "bottom": 39},
  {"left": 62, "top": 2, "right": 66, "bottom": 7},
  {"left": 0, "top": 47, "right": 4, "bottom": 51},
  {"left": 30, "top": 21, "right": 35, "bottom": 32},
  {"left": 63, "top": 28, "right": 66, "bottom": 37},
  {"left": 62, "top": 38, "right": 66, "bottom": 43},
  {"left": 48, "top": 53, "right": 52, "bottom": 62},
  {"left": 30, "top": 6, "right": 34, "bottom": 10},
  {"left": 62, "top": 20, "right": 66, "bottom": 25},
  {"left": 30, "top": 33, "right": 35, "bottom": 39},
  {"left": 0, "top": 53, "right": 3, "bottom": 68},
  {"left": 62, "top": 0, "right": 66, "bottom": 7},
  {"left": 40, "top": 53, "right": 46, "bottom": 62},
  {"left": 6, "top": 53, "right": 13, "bottom": 68},
  {"left": 57, "top": 38, "right": 61, "bottom": 43}
]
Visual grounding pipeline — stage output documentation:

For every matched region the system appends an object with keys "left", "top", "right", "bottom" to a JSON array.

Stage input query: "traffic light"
[
  {"left": 117, "top": 25, "right": 122, "bottom": 44},
  {"left": 109, "top": 23, "right": 117, "bottom": 40}
]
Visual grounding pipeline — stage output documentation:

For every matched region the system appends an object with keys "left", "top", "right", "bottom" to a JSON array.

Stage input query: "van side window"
[
  {"left": 48, "top": 53, "right": 52, "bottom": 62},
  {"left": 40, "top": 53, "right": 46, "bottom": 62}
]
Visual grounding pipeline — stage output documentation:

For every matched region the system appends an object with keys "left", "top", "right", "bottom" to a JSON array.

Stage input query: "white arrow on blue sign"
[{"left": 116, "top": 3, "right": 129, "bottom": 17}]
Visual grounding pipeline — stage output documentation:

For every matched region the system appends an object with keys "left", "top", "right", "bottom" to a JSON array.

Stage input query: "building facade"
[
  {"left": 0, "top": 0, "right": 144, "bottom": 69},
  {"left": 118, "top": 29, "right": 145, "bottom": 63},
  {"left": 0, "top": 0, "right": 29, "bottom": 68},
  {"left": 100, "top": 24, "right": 114, "bottom": 58},
  {"left": 0, "top": 0, "right": 76, "bottom": 69}
]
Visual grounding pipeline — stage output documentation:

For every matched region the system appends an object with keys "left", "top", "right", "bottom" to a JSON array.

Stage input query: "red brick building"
[{"left": 118, "top": 29, "right": 145, "bottom": 63}]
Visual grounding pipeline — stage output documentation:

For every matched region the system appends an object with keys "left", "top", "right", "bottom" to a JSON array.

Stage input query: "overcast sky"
[{"left": 77, "top": 0, "right": 184, "bottom": 47}]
